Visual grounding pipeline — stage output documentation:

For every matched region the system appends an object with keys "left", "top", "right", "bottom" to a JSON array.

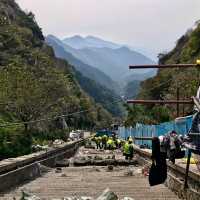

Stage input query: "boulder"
[{"left": 96, "top": 188, "right": 118, "bottom": 200}]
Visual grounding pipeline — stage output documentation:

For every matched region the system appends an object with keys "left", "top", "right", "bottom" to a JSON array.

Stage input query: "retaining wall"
[
  {"left": 134, "top": 145, "right": 200, "bottom": 200},
  {"left": 0, "top": 139, "right": 85, "bottom": 192}
]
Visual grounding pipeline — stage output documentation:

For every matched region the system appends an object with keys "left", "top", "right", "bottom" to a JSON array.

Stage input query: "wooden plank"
[{"left": 134, "top": 136, "right": 153, "bottom": 141}]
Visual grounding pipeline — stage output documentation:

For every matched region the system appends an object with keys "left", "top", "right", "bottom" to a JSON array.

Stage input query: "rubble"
[
  {"left": 96, "top": 188, "right": 118, "bottom": 200},
  {"left": 53, "top": 139, "right": 65, "bottom": 146},
  {"left": 107, "top": 165, "right": 114, "bottom": 171},
  {"left": 55, "top": 167, "right": 62, "bottom": 173}
]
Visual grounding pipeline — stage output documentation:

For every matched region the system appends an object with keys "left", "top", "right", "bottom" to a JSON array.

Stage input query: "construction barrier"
[{"left": 118, "top": 115, "right": 193, "bottom": 147}]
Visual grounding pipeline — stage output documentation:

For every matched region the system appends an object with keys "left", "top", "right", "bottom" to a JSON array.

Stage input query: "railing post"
[{"left": 184, "top": 149, "right": 192, "bottom": 189}]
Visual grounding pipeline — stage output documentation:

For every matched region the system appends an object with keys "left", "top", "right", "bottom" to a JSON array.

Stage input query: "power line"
[
  {"left": 0, "top": 74, "right": 180, "bottom": 128},
  {"left": 0, "top": 96, "right": 124, "bottom": 128}
]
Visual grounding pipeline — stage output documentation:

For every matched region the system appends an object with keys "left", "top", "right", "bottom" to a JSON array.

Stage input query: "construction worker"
[
  {"left": 128, "top": 138, "right": 134, "bottom": 159},
  {"left": 128, "top": 136, "right": 133, "bottom": 142},
  {"left": 102, "top": 134, "right": 108, "bottom": 149},
  {"left": 94, "top": 136, "right": 101, "bottom": 149},
  {"left": 107, "top": 137, "right": 115, "bottom": 150},
  {"left": 98, "top": 136, "right": 102, "bottom": 149},
  {"left": 116, "top": 138, "right": 121, "bottom": 149},
  {"left": 123, "top": 138, "right": 134, "bottom": 160},
  {"left": 123, "top": 141, "right": 130, "bottom": 160}
]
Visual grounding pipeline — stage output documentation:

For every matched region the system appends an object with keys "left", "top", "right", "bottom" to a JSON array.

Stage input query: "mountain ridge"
[
  {"left": 63, "top": 35, "right": 121, "bottom": 49},
  {"left": 60, "top": 37, "right": 156, "bottom": 82},
  {"left": 46, "top": 35, "right": 120, "bottom": 93},
  {"left": 46, "top": 35, "right": 124, "bottom": 116}
]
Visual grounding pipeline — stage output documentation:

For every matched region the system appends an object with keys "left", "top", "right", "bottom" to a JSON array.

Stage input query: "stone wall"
[{"left": 133, "top": 145, "right": 200, "bottom": 200}]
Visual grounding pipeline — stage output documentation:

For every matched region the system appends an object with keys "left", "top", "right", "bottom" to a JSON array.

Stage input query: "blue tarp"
[{"left": 118, "top": 115, "right": 193, "bottom": 147}]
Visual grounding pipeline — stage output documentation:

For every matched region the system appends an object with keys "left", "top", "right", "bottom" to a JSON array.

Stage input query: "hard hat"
[
  {"left": 196, "top": 59, "right": 200, "bottom": 65},
  {"left": 128, "top": 138, "right": 133, "bottom": 142}
]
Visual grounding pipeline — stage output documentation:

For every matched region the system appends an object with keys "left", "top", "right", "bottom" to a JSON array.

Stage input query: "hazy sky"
[{"left": 17, "top": 0, "right": 200, "bottom": 60}]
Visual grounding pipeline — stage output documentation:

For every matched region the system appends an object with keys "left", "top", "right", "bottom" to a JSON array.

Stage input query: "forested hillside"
[
  {"left": 126, "top": 22, "right": 200, "bottom": 125},
  {"left": 0, "top": 0, "right": 113, "bottom": 158}
]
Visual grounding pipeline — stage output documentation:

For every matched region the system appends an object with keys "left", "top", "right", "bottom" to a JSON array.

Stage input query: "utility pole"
[{"left": 177, "top": 87, "right": 180, "bottom": 117}]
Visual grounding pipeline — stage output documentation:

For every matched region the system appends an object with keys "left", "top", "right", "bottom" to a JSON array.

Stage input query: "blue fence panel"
[{"left": 117, "top": 115, "right": 194, "bottom": 148}]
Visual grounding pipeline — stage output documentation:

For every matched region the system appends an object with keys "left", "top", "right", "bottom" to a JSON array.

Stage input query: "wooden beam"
[
  {"left": 127, "top": 99, "right": 193, "bottom": 105},
  {"left": 129, "top": 64, "right": 197, "bottom": 69},
  {"left": 134, "top": 136, "right": 153, "bottom": 141}
]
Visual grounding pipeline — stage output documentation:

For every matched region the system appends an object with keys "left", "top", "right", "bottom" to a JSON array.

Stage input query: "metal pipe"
[
  {"left": 184, "top": 149, "right": 192, "bottom": 189},
  {"left": 129, "top": 64, "right": 197, "bottom": 69},
  {"left": 127, "top": 100, "right": 193, "bottom": 105}
]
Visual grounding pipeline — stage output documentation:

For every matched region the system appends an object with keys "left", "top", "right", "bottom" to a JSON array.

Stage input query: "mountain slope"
[
  {"left": 0, "top": 0, "right": 113, "bottom": 133},
  {"left": 124, "top": 80, "right": 141, "bottom": 99},
  {"left": 74, "top": 71, "right": 124, "bottom": 117},
  {"left": 137, "top": 22, "right": 200, "bottom": 121},
  {"left": 59, "top": 43, "right": 155, "bottom": 82},
  {"left": 46, "top": 35, "right": 119, "bottom": 93},
  {"left": 46, "top": 35, "right": 124, "bottom": 116}
]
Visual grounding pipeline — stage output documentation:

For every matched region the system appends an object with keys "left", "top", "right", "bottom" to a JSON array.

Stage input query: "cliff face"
[{"left": 0, "top": 0, "right": 113, "bottom": 132}]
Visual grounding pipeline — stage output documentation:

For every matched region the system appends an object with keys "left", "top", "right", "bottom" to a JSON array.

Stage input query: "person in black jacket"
[{"left": 149, "top": 137, "right": 167, "bottom": 186}]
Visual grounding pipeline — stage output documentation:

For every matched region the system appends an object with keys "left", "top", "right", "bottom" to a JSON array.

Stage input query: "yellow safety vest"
[
  {"left": 123, "top": 142, "right": 130, "bottom": 154},
  {"left": 107, "top": 139, "right": 114, "bottom": 146}
]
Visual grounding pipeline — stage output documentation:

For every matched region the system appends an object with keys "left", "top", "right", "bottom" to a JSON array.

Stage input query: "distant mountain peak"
[
  {"left": 70, "top": 35, "right": 83, "bottom": 39},
  {"left": 62, "top": 35, "right": 121, "bottom": 50},
  {"left": 85, "top": 35, "right": 97, "bottom": 39},
  {"left": 63, "top": 35, "right": 84, "bottom": 41}
]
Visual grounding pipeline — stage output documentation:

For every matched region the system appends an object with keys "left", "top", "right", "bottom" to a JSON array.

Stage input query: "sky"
[{"left": 17, "top": 0, "right": 200, "bottom": 60}]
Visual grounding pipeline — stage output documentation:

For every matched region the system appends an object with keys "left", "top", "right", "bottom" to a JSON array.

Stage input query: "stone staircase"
[{"left": 2, "top": 166, "right": 180, "bottom": 200}]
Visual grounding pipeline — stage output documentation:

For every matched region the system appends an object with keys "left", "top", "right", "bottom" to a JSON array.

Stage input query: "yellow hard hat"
[
  {"left": 128, "top": 138, "right": 133, "bottom": 142},
  {"left": 196, "top": 59, "right": 200, "bottom": 65}
]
